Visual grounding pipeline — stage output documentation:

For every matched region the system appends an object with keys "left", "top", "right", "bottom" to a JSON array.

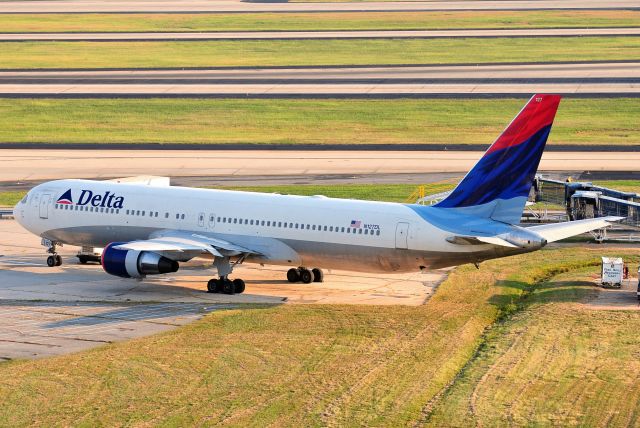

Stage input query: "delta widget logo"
[{"left": 56, "top": 189, "right": 125, "bottom": 209}]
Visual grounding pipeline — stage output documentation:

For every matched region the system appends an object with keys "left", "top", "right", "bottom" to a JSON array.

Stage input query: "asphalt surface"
[
  {"left": 2, "top": 149, "right": 640, "bottom": 183},
  {"left": 0, "top": 218, "right": 443, "bottom": 357},
  {"left": 2, "top": 27, "right": 639, "bottom": 41},
  {"left": 0, "top": 0, "right": 636, "bottom": 13},
  {"left": 2, "top": 62, "right": 639, "bottom": 97}
]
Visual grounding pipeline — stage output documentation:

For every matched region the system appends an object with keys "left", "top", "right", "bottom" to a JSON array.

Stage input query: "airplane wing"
[
  {"left": 113, "top": 232, "right": 261, "bottom": 260},
  {"left": 526, "top": 216, "right": 624, "bottom": 243}
]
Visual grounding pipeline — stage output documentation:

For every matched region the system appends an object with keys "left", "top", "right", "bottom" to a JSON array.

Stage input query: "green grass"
[
  {"left": 0, "top": 247, "right": 618, "bottom": 426},
  {"left": 0, "top": 183, "right": 457, "bottom": 207},
  {"left": 426, "top": 260, "right": 640, "bottom": 426},
  {"left": 0, "top": 192, "right": 25, "bottom": 207},
  {"left": 596, "top": 180, "right": 640, "bottom": 194},
  {"left": 1, "top": 11, "right": 637, "bottom": 32},
  {"left": 217, "top": 182, "right": 457, "bottom": 203},
  {"left": 0, "top": 37, "right": 638, "bottom": 69},
  {"left": 1, "top": 98, "right": 638, "bottom": 146}
]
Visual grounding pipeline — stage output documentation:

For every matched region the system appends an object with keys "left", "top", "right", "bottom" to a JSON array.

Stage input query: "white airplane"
[{"left": 13, "top": 94, "right": 619, "bottom": 294}]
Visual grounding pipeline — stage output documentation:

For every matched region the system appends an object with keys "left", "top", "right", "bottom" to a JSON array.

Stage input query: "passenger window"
[
  {"left": 267, "top": 221, "right": 271, "bottom": 226},
  {"left": 278, "top": 222, "right": 282, "bottom": 227},
  {"left": 181, "top": 214, "right": 185, "bottom": 220},
  {"left": 323, "top": 226, "right": 327, "bottom": 231},
  {"left": 341, "top": 227, "right": 345, "bottom": 232},
  {"left": 358, "top": 229, "right": 362, "bottom": 234},
  {"left": 261, "top": 221, "right": 265, "bottom": 226},
  {"left": 376, "top": 230, "right": 380, "bottom": 236},
  {"left": 295, "top": 223, "right": 299, "bottom": 229},
  {"left": 312, "top": 225, "right": 316, "bottom": 230}
]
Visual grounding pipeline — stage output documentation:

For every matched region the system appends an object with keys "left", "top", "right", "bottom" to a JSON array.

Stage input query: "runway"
[
  {"left": 2, "top": 62, "right": 638, "bottom": 97},
  {"left": 0, "top": 0, "right": 637, "bottom": 13},
  {"left": 2, "top": 150, "right": 640, "bottom": 183},
  {"left": 2, "top": 27, "right": 638, "bottom": 41}
]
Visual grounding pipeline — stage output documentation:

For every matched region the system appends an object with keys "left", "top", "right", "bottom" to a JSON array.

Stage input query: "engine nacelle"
[{"left": 101, "top": 242, "right": 179, "bottom": 278}]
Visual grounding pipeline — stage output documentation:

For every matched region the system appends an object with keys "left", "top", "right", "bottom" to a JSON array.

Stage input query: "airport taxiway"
[
  {"left": 2, "top": 28, "right": 638, "bottom": 41},
  {"left": 2, "top": 150, "right": 640, "bottom": 183},
  {"left": 3, "top": 62, "right": 637, "bottom": 97},
  {"left": 0, "top": 0, "right": 636, "bottom": 13},
  {"left": 0, "top": 217, "right": 444, "bottom": 358}
]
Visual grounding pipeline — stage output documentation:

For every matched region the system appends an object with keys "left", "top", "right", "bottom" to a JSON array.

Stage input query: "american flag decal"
[{"left": 350, "top": 220, "right": 361, "bottom": 228}]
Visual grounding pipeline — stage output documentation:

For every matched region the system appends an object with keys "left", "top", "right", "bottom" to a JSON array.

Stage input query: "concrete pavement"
[
  {"left": 3, "top": 62, "right": 638, "bottom": 97},
  {"left": 2, "top": 28, "right": 638, "bottom": 41},
  {"left": 0, "top": 0, "right": 636, "bottom": 13},
  {"left": 2, "top": 150, "right": 640, "bottom": 182},
  {"left": 0, "top": 217, "right": 444, "bottom": 358}
]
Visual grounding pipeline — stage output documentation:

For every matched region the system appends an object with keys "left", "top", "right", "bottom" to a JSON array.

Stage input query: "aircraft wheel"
[
  {"left": 46, "top": 255, "right": 56, "bottom": 267},
  {"left": 207, "top": 279, "right": 219, "bottom": 293},
  {"left": 222, "top": 279, "right": 235, "bottom": 295},
  {"left": 287, "top": 268, "right": 300, "bottom": 283},
  {"left": 300, "top": 268, "right": 313, "bottom": 284},
  {"left": 233, "top": 278, "right": 246, "bottom": 294},
  {"left": 78, "top": 256, "right": 88, "bottom": 264},
  {"left": 55, "top": 255, "right": 62, "bottom": 266},
  {"left": 312, "top": 268, "right": 324, "bottom": 283}
]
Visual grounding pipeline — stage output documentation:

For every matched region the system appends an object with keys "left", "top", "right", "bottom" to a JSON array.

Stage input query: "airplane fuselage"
[{"left": 14, "top": 179, "right": 536, "bottom": 273}]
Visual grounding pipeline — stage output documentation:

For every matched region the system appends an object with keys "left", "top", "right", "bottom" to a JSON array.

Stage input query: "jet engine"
[{"left": 101, "top": 242, "right": 179, "bottom": 278}]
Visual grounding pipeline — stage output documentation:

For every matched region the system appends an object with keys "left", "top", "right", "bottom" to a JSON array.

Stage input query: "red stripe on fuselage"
[{"left": 486, "top": 94, "right": 561, "bottom": 155}]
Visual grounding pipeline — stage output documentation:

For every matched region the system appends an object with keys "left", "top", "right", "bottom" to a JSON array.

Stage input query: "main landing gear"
[
  {"left": 206, "top": 255, "right": 246, "bottom": 295},
  {"left": 207, "top": 277, "right": 246, "bottom": 295},
  {"left": 43, "top": 239, "right": 62, "bottom": 267},
  {"left": 287, "top": 267, "right": 324, "bottom": 284}
]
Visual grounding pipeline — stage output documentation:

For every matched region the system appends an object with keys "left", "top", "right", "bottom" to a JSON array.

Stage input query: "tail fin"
[{"left": 435, "top": 94, "right": 561, "bottom": 224}]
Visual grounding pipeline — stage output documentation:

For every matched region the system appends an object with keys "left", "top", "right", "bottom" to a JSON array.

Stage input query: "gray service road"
[
  {"left": 3, "top": 62, "right": 637, "bottom": 81},
  {"left": 2, "top": 83, "right": 637, "bottom": 97},
  {"left": 2, "top": 28, "right": 639, "bottom": 41},
  {"left": 2, "top": 150, "right": 640, "bottom": 183},
  {"left": 0, "top": 0, "right": 636, "bottom": 13},
  {"left": 2, "top": 62, "right": 637, "bottom": 97}
]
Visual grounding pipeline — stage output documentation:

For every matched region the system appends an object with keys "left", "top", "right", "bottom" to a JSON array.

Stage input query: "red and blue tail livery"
[{"left": 435, "top": 94, "right": 561, "bottom": 223}]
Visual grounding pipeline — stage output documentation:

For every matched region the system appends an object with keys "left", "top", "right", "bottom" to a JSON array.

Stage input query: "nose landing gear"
[{"left": 42, "top": 239, "right": 62, "bottom": 267}]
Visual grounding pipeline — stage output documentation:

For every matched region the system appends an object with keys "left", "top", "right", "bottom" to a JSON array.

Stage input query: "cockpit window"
[{"left": 20, "top": 194, "right": 28, "bottom": 204}]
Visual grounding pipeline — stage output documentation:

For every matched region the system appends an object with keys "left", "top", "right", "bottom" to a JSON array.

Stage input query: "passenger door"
[
  {"left": 198, "top": 212, "right": 205, "bottom": 227},
  {"left": 39, "top": 193, "right": 51, "bottom": 219},
  {"left": 208, "top": 213, "right": 216, "bottom": 230},
  {"left": 395, "top": 222, "right": 409, "bottom": 249}
]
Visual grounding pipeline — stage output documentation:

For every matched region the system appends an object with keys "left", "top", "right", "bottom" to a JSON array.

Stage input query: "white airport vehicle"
[{"left": 13, "top": 94, "right": 621, "bottom": 294}]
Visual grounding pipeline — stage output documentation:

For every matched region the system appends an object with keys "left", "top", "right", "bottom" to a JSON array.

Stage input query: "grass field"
[
  {"left": 426, "top": 264, "right": 640, "bottom": 426},
  {"left": 0, "top": 37, "right": 638, "bottom": 69},
  {"left": 3, "top": 180, "right": 640, "bottom": 208},
  {"left": 1, "top": 11, "right": 637, "bottom": 32},
  {"left": 0, "top": 183, "right": 458, "bottom": 207},
  {"left": 1, "top": 98, "right": 638, "bottom": 146},
  {"left": 0, "top": 247, "right": 622, "bottom": 425}
]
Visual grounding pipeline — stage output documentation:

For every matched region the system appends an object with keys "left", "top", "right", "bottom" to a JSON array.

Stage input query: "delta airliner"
[{"left": 13, "top": 94, "right": 619, "bottom": 294}]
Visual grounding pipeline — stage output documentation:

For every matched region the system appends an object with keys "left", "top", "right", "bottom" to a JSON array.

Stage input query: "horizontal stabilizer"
[
  {"left": 526, "top": 216, "right": 623, "bottom": 243},
  {"left": 446, "top": 235, "right": 518, "bottom": 248}
]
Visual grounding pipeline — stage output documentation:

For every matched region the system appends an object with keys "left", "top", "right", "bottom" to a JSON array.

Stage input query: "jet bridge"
[{"left": 532, "top": 176, "right": 640, "bottom": 237}]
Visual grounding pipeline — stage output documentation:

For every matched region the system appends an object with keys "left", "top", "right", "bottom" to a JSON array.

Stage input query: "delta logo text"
[{"left": 57, "top": 189, "right": 125, "bottom": 209}]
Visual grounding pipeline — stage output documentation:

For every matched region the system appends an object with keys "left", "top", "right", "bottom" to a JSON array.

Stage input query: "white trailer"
[{"left": 601, "top": 257, "right": 624, "bottom": 288}]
